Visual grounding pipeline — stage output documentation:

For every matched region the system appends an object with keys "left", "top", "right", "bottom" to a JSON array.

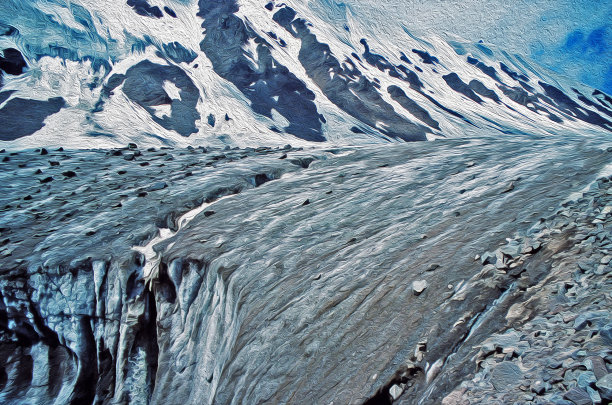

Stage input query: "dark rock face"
[
  {"left": 0, "top": 97, "right": 65, "bottom": 140},
  {"left": 273, "top": 6, "right": 429, "bottom": 141},
  {"left": 164, "top": 6, "right": 177, "bottom": 18},
  {"left": 573, "top": 88, "right": 612, "bottom": 118},
  {"left": 498, "top": 84, "right": 564, "bottom": 123},
  {"left": 467, "top": 55, "right": 500, "bottom": 82},
  {"left": 119, "top": 60, "right": 200, "bottom": 137},
  {"left": 539, "top": 81, "right": 612, "bottom": 130},
  {"left": 469, "top": 79, "right": 501, "bottom": 103},
  {"left": 0, "top": 90, "right": 15, "bottom": 105},
  {"left": 500, "top": 62, "right": 529, "bottom": 82},
  {"left": 0, "top": 48, "right": 26, "bottom": 76},
  {"left": 0, "top": 47, "right": 26, "bottom": 89},
  {"left": 388, "top": 85, "right": 440, "bottom": 129},
  {"left": 412, "top": 49, "right": 439, "bottom": 65},
  {"left": 160, "top": 42, "right": 197, "bottom": 64},
  {"left": 197, "top": 0, "right": 325, "bottom": 142},
  {"left": 1, "top": 0, "right": 608, "bottom": 146},
  {"left": 127, "top": 0, "right": 163, "bottom": 18},
  {"left": 360, "top": 39, "right": 397, "bottom": 74},
  {"left": 443, "top": 73, "right": 483, "bottom": 104},
  {"left": 593, "top": 89, "right": 612, "bottom": 109}
]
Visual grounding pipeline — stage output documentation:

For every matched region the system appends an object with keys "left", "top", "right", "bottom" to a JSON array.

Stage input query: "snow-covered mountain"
[
  {"left": 3, "top": 2, "right": 612, "bottom": 405},
  {"left": 0, "top": 0, "right": 611, "bottom": 149}
]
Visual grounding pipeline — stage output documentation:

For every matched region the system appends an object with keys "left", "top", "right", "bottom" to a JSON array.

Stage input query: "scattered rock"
[
  {"left": 577, "top": 261, "right": 594, "bottom": 272},
  {"left": 500, "top": 244, "right": 521, "bottom": 258},
  {"left": 442, "top": 389, "right": 469, "bottom": 405},
  {"left": 577, "top": 371, "right": 596, "bottom": 389},
  {"left": 389, "top": 384, "right": 404, "bottom": 400},
  {"left": 481, "top": 251, "right": 497, "bottom": 265},
  {"left": 412, "top": 280, "right": 428, "bottom": 295},
  {"left": 599, "top": 323, "right": 612, "bottom": 344},
  {"left": 563, "top": 387, "right": 593, "bottom": 405},
  {"left": 596, "top": 373, "right": 612, "bottom": 401},
  {"left": 147, "top": 182, "right": 168, "bottom": 192},
  {"left": 574, "top": 311, "right": 609, "bottom": 331},
  {"left": 40, "top": 148, "right": 48, "bottom": 155},
  {"left": 503, "top": 181, "right": 515, "bottom": 193},
  {"left": 587, "top": 386, "right": 602, "bottom": 404},
  {"left": 585, "top": 357, "right": 608, "bottom": 380},
  {"left": 426, "top": 264, "right": 440, "bottom": 272},
  {"left": 531, "top": 380, "right": 547, "bottom": 395},
  {"left": 491, "top": 362, "right": 523, "bottom": 391}
]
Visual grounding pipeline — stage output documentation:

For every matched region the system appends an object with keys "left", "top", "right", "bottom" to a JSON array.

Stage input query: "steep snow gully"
[{"left": 0, "top": 134, "right": 611, "bottom": 404}]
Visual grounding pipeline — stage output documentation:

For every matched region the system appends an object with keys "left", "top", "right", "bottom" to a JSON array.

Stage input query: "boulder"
[{"left": 412, "top": 280, "right": 428, "bottom": 295}]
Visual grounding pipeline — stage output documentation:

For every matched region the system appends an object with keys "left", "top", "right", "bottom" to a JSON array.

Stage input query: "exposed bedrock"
[
  {"left": 273, "top": 6, "right": 429, "bottom": 141},
  {"left": 100, "top": 61, "right": 200, "bottom": 137},
  {"left": 0, "top": 136, "right": 610, "bottom": 404},
  {"left": 0, "top": 48, "right": 27, "bottom": 77},
  {"left": 0, "top": 97, "right": 65, "bottom": 141},
  {"left": 197, "top": 0, "right": 325, "bottom": 142}
]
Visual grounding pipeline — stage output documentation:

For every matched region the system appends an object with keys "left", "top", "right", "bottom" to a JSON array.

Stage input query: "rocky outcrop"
[
  {"left": 197, "top": 0, "right": 326, "bottom": 142},
  {"left": 423, "top": 175, "right": 612, "bottom": 404}
]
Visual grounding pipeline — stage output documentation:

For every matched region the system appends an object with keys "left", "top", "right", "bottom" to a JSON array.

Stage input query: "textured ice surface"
[{"left": 0, "top": 135, "right": 611, "bottom": 403}]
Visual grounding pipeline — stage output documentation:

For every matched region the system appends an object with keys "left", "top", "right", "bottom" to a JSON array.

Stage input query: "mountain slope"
[{"left": 0, "top": 0, "right": 611, "bottom": 149}]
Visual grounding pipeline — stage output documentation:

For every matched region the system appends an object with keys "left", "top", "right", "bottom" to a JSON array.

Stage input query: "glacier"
[
  {"left": 1, "top": 1, "right": 612, "bottom": 405},
  {"left": 1, "top": 136, "right": 611, "bottom": 403}
]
